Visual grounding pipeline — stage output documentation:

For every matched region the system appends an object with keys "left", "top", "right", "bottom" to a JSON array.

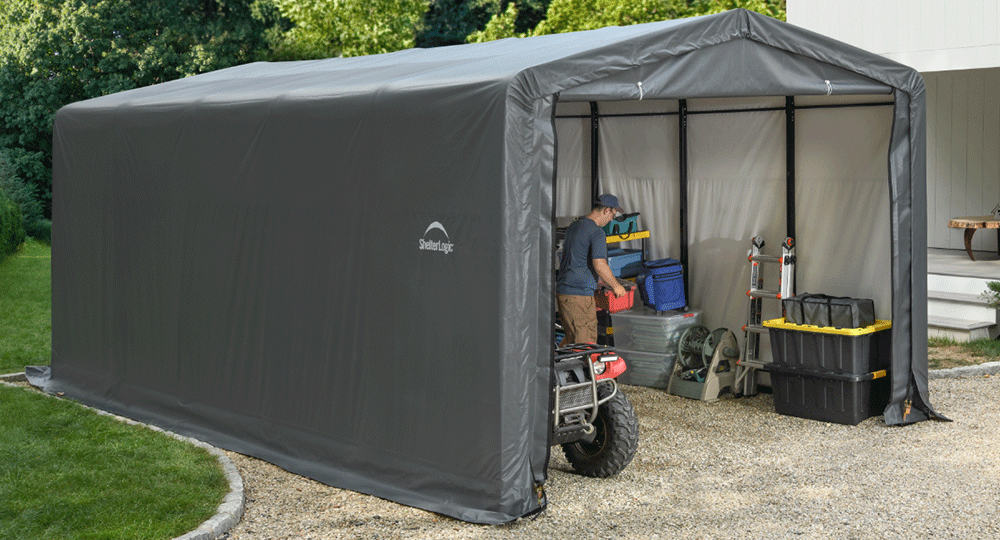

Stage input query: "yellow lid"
[{"left": 762, "top": 317, "right": 892, "bottom": 336}]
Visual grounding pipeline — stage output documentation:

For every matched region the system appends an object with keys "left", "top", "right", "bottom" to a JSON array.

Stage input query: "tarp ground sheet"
[{"left": 47, "top": 9, "right": 941, "bottom": 524}]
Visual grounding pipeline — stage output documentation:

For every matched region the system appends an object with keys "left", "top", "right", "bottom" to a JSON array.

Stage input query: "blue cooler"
[{"left": 637, "top": 258, "right": 685, "bottom": 311}]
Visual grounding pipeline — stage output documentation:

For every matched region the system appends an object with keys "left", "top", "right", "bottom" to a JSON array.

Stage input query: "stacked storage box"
[
  {"left": 611, "top": 305, "right": 702, "bottom": 388},
  {"left": 607, "top": 248, "right": 643, "bottom": 278},
  {"left": 764, "top": 318, "right": 892, "bottom": 425}
]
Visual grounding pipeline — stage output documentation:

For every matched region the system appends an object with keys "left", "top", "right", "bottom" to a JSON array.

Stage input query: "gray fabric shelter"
[{"left": 48, "top": 9, "right": 940, "bottom": 525}]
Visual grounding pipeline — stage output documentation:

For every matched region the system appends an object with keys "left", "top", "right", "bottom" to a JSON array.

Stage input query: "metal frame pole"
[
  {"left": 679, "top": 99, "right": 689, "bottom": 296},
  {"left": 590, "top": 102, "right": 600, "bottom": 203}
]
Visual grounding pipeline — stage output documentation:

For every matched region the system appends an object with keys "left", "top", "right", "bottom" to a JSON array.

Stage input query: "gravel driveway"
[{"left": 221, "top": 375, "right": 1000, "bottom": 540}]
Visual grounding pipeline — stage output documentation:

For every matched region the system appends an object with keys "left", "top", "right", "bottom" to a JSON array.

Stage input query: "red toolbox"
[{"left": 595, "top": 280, "right": 636, "bottom": 313}]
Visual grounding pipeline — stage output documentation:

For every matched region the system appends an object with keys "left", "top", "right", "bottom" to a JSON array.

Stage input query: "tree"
[
  {"left": 418, "top": 0, "right": 503, "bottom": 48},
  {"left": 269, "top": 0, "right": 430, "bottom": 60},
  {"left": 700, "top": 0, "right": 784, "bottom": 20},
  {"left": 466, "top": 2, "right": 523, "bottom": 42},
  {"left": 468, "top": 0, "right": 784, "bottom": 41},
  {"left": 0, "top": 0, "right": 285, "bottom": 217}
]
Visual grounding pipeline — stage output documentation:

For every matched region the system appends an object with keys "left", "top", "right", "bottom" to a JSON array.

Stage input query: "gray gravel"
[{"left": 221, "top": 374, "right": 1000, "bottom": 540}]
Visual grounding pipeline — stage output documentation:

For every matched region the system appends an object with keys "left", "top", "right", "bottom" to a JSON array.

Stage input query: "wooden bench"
[{"left": 948, "top": 215, "right": 1000, "bottom": 261}]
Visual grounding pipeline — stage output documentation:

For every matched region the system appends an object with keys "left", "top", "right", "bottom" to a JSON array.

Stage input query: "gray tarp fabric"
[{"left": 47, "top": 9, "right": 940, "bottom": 524}]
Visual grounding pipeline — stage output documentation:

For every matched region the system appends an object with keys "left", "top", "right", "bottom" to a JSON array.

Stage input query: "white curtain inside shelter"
[
  {"left": 596, "top": 100, "right": 681, "bottom": 258},
  {"left": 553, "top": 96, "right": 893, "bottom": 365},
  {"left": 554, "top": 102, "right": 592, "bottom": 219},
  {"left": 795, "top": 99, "right": 893, "bottom": 320},
  {"left": 685, "top": 98, "right": 787, "bottom": 361}
]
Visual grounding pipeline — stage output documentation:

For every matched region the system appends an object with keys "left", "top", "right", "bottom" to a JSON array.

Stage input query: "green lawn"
[
  {"left": 1, "top": 240, "right": 229, "bottom": 539},
  {"left": 0, "top": 384, "right": 228, "bottom": 540},
  {"left": 0, "top": 239, "right": 51, "bottom": 373}
]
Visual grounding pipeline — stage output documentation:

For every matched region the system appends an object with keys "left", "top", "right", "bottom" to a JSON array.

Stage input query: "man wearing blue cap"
[{"left": 556, "top": 194, "right": 628, "bottom": 346}]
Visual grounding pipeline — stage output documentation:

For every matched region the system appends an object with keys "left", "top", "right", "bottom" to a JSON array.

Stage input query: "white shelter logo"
[{"left": 419, "top": 221, "right": 455, "bottom": 254}]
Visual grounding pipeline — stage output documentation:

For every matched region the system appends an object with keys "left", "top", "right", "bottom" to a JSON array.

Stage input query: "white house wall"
[
  {"left": 789, "top": 2, "right": 1000, "bottom": 251},
  {"left": 787, "top": 0, "right": 1000, "bottom": 73},
  {"left": 926, "top": 68, "right": 1000, "bottom": 251}
]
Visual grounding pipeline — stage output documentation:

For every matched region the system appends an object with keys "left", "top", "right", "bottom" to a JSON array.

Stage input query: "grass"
[
  {"left": 928, "top": 335, "right": 1000, "bottom": 370},
  {"left": 0, "top": 238, "right": 51, "bottom": 373},
  {"left": 0, "top": 384, "right": 228, "bottom": 540},
  {"left": 1, "top": 241, "right": 229, "bottom": 539}
]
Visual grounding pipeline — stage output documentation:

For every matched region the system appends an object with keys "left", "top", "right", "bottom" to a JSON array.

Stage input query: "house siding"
[
  {"left": 789, "top": 1, "right": 1000, "bottom": 251},
  {"left": 788, "top": 0, "right": 1000, "bottom": 72},
  {"left": 926, "top": 69, "right": 1000, "bottom": 251}
]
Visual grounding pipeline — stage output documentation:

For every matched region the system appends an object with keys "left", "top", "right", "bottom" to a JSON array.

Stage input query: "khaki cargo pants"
[{"left": 557, "top": 294, "right": 597, "bottom": 347}]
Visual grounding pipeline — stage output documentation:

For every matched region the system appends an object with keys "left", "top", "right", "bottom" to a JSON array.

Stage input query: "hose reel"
[{"left": 670, "top": 326, "right": 739, "bottom": 400}]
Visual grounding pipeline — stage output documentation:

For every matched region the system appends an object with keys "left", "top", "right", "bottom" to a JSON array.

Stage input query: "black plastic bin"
[{"left": 763, "top": 318, "right": 892, "bottom": 425}]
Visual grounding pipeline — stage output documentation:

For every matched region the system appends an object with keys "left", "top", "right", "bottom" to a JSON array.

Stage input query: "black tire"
[{"left": 561, "top": 383, "right": 639, "bottom": 478}]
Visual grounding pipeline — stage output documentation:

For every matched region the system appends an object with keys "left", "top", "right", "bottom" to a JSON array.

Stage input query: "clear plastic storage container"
[{"left": 610, "top": 306, "right": 701, "bottom": 353}]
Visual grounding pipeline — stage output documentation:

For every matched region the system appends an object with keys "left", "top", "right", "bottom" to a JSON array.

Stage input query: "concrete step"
[
  {"left": 927, "top": 273, "right": 997, "bottom": 295},
  {"left": 928, "top": 290, "right": 998, "bottom": 322},
  {"left": 927, "top": 315, "right": 995, "bottom": 342}
]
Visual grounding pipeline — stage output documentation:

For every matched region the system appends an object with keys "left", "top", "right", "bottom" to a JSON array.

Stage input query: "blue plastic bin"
[{"left": 607, "top": 248, "right": 643, "bottom": 278}]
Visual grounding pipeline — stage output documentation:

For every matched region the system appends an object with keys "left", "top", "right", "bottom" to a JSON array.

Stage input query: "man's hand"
[
  {"left": 594, "top": 258, "right": 628, "bottom": 298},
  {"left": 612, "top": 283, "right": 627, "bottom": 298}
]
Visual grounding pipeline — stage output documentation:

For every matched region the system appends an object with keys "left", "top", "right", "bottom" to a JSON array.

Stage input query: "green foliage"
[
  {"left": 270, "top": 0, "right": 430, "bottom": 59},
  {"left": 534, "top": 0, "right": 688, "bottom": 35},
  {"left": 983, "top": 281, "right": 1000, "bottom": 309},
  {"left": 418, "top": 0, "right": 505, "bottom": 47},
  {"left": 470, "top": 0, "right": 785, "bottom": 41},
  {"left": 0, "top": 239, "right": 50, "bottom": 372},
  {"left": 701, "top": 0, "right": 785, "bottom": 20},
  {"left": 0, "top": 185, "right": 25, "bottom": 263},
  {"left": 467, "top": 2, "right": 524, "bottom": 41},
  {"left": 0, "top": 385, "right": 229, "bottom": 539},
  {"left": 0, "top": 151, "right": 49, "bottom": 243},
  {"left": 0, "top": 0, "right": 285, "bottom": 217}
]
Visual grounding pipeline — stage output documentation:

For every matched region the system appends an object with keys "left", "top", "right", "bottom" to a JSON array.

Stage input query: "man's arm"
[{"left": 593, "top": 258, "right": 627, "bottom": 297}]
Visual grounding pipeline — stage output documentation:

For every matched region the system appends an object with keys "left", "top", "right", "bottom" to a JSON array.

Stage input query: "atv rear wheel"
[{"left": 561, "top": 383, "right": 639, "bottom": 478}]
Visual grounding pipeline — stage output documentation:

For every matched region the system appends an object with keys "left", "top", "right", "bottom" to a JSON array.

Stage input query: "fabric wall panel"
[
  {"left": 597, "top": 111, "right": 681, "bottom": 259},
  {"left": 795, "top": 105, "right": 893, "bottom": 319},
  {"left": 686, "top": 109, "right": 787, "bottom": 360}
]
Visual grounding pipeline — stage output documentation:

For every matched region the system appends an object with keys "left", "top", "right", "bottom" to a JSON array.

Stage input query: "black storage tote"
[
  {"left": 637, "top": 258, "right": 685, "bottom": 311},
  {"left": 782, "top": 293, "right": 875, "bottom": 329}
]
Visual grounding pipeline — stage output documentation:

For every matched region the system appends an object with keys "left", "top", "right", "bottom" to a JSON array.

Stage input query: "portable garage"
[{"left": 47, "top": 9, "right": 941, "bottom": 525}]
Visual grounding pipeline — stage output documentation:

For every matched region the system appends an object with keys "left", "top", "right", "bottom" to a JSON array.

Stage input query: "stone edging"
[
  {"left": 0, "top": 372, "right": 244, "bottom": 540},
  {"left": 927, "top": 361, "right": 1000, "bottom": 379}
]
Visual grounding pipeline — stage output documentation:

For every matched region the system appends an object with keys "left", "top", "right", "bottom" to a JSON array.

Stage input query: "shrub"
[
  {"left": 982, "top": 281, "right": 1000, "bottom": 309},
  {"left": 0, "top": 187, "right": 24, "bottom": 262},
  {"left": 0, "top": 152, "right": 49, "bottom": 244}
]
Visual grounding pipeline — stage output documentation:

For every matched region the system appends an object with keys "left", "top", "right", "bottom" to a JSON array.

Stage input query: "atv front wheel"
[{"left": 561, "top": 383, "right": 639, "bottom": 478}]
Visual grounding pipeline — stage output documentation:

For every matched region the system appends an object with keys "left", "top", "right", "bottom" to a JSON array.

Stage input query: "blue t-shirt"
[{"left": 557, "top": 218, "right": 608, "bottom": 296}]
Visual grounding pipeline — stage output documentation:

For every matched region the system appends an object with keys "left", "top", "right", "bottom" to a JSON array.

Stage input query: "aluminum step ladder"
[{"left": 735, "top": 236, "right": 795, "bottom": 396}]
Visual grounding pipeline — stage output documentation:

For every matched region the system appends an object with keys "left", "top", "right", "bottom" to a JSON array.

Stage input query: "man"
[{"left": 556, "top": 194, "right": 628, "bottom": 346}]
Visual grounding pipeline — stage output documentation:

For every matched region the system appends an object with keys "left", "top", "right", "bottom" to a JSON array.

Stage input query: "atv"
[{"left": 551, "top": 343, "right": 639, "bottom": 477}]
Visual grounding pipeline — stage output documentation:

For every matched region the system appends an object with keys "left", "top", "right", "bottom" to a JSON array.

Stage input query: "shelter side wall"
[
  {"left": 51, "top": 80, "right": 537, "bottom": 523},
  {"left": 925, "top": 68, "right": 1000, "bottom": 251}
]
